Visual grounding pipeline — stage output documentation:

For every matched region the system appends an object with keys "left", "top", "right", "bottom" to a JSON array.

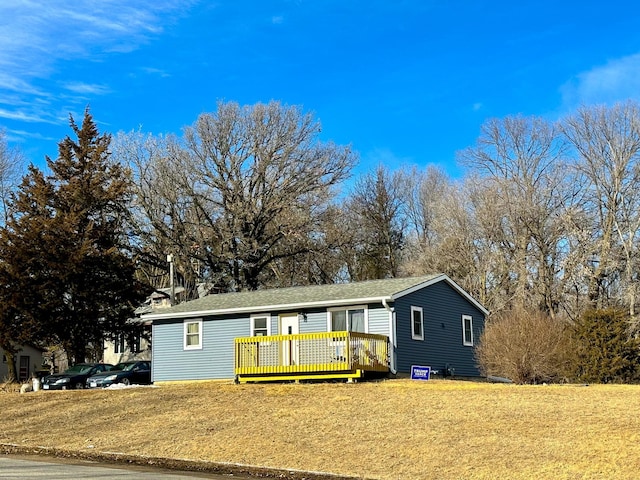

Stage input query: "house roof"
[
  {"left": 143, "top": 274, "right": 489, "bottom": 321},
  {"left": 149, "top": 286, "right": 186, "bottom": 299}
]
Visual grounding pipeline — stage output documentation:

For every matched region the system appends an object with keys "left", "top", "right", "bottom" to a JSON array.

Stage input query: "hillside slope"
[{"left": 1, "top": 380, "right": 639, "bottom": 479}]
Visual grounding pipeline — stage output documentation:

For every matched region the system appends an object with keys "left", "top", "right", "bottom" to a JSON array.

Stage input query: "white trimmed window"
[
  {"left": 131, "top": 331, "right": 142, "bottom": 353},
  {"left": 411, "top": 306, "right": 424, "bottom": 341},
  {"left": 328, "top": 306, "right": 367, "bottom": 333},
  {"left": 462, "top": 315, "right": 474, "bottom": 346},
  {"left": 113, "top": 331, "right": 142, "bottom": 354},
  {"left": 113, "top": 333, "right": 125, "bottom": 354},
  {"left": 184, "top": 319, "right": 203, "bottom": 350},
  {"left": 251, "top": 314, "right": 271, "bottom": 337}
]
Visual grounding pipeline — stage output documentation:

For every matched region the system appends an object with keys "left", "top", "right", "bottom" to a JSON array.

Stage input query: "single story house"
[
  {"left": 144, "top": 274, "right": 488, "bottom": 383},
  {"left": 1, "top": 345, "right": 46, "bottom": 382}
]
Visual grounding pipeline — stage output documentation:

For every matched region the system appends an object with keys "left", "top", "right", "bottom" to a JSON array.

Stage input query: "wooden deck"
[{"left": 234, "top": 331, "right": 389, "bottom": 383}]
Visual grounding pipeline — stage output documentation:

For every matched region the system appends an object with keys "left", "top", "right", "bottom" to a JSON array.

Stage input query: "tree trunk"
[
  {"left": 63, "top": 341, "right": 86, "bottom": 366},
  {"left": 1, "top": 347, "right": 17, "bottom": 383}
]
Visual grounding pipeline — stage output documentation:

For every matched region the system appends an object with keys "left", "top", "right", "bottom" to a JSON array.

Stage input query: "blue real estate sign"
[{"left": 410, "top": 365, "right": 431, "bottom": 380}]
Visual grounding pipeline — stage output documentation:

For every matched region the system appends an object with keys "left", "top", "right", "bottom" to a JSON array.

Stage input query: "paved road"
[{"left": 0, "top": 456, "right": 249, "bottom": 479}]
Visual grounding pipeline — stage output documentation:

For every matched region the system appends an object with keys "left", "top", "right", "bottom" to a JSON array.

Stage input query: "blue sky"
[{"left": 2, "top": 1, "right": 640, "bottom": 178}]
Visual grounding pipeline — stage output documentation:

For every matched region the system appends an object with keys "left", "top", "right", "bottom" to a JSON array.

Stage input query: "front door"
[
  {"left": 280, "top": 313, "right": 299, "bottom": 366},
  {"left": 18, "top": 356, "right": 29, "bottom": 382}
]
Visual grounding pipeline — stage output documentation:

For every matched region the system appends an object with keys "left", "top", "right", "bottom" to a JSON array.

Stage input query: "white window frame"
[
  {"left": 250, "top": 314, "right": 271, "bottom": 337},
  {"left": 183, "top": 319, "right": 203, "bottom": 350},
  {"left": 411, "top": 306, "right": 424, "bottom": 341},
  {"left": 113, "top": 333, "right": 125, "bottom": 354},
  {"left": 462, "top": 315, "right": 474, "bottom": 346},
  {"left": 327, "top": 305, "right": 368, "bottom": 333}
]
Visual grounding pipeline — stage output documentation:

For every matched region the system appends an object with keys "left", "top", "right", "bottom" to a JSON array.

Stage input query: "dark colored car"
[
  {"left": 85, "top": 361, "right": 151, "bottom": 388},
  {"left": 41, "top": 363, "right": 114, "bottom": 390}
]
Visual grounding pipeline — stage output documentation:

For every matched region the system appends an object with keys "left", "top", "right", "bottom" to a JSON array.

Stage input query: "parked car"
[
  {"left": 85, "top": 361, "right": 151, "bottom": 388},
  {"left": 41, "top": 363, "right": 114, "bottom": 390}
]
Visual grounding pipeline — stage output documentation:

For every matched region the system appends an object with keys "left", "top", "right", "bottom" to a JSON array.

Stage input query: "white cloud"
[
  {"left": 0, "top": 0, "right": 194, "bottom": 124},
  {"left": 0, "top": 108, "right": 57, "bottom": 124},
  {"left": 363, "top": 147, "right": 414, "bottom": 167},
  {"left": 62, "top": 82, "right": 111, "bottom": 95},
  {"left": 4, "top": 128, "right": 56, "bottom": 143},
  {"left": 560, "top": 53, "right": 640, "bottom": 109},
  {"left": 0, "top": 74, "right": 45, "bottom": 96},
  {"left": 140, "top": 67, "right": 172, "bottom": 78}
]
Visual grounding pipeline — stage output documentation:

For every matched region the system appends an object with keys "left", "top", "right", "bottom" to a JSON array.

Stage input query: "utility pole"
[{"left": 167, "top": 254, "right": 175, "bottom": 305}]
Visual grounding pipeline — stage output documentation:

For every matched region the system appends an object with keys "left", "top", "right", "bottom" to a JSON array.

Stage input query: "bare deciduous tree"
[
  {"left": 404, "top": 164, "right": 450, "bottom": 248},
  {"left": 183, "top": 101, "right": 356, "bottom": 290},
  {"left": 112, "top": 101, "right": 640, "bottom": 333},
  {"left": 458, "top": 116, "right": 573, "bottom": 317},
  {"left": 0, "top": 130, "right": 24, "bottom": 225},
  {"left": 401, "top": 170, "right": 492, "bottom": 306},
  {"left": 562, "top": 101, "right": 640, "bottom": 320},
  {"left": 342, "top": 165, "right": 407, "bottom": 280},
  {"left": 117, "top": 101, "right": 356, "bottom": 292},
  {"left": 112, "top": 131, "right": 215, "bottom": 297},
  {"left": 0, "top": 130, "right": 25, "bottom": 381}
]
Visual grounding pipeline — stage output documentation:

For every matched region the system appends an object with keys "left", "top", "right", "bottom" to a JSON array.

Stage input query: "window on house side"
[
  {"left": 349, "top": 309, "right": 365, "bottom": 332},
  {"left": 328, "top": 307, "right": 366, "bottom": 333},
  {"left": 251, "top": 315, "right": 270, "bottom": 336},
  {"left": 184, "top": 319, "right": 203, "bottom": 350},
  {"left": 462, "top": 315, "right": 474, "bottom": 346},
  {"left": 113, "top": 334, "right": 125, "bottom": 354},
  {"left": 131, "top": 331, "right": 141, "bottom": 353},
  {"left": 411, "top": 306, "right": 424, "bottom": 341},
  {"left": 331, "top": 309, "right": 347, "bottom": 331}
]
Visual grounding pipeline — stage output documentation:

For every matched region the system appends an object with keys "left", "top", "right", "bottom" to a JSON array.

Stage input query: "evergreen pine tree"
[
  {"left": 574, "top": 308, "right": 640, "bottom": 383},
  {"left": 0, "top": 109, "right": 150, "bottom": 364},
  {"left": 0, "top": 166, "right": 56, "bottom": 379}
]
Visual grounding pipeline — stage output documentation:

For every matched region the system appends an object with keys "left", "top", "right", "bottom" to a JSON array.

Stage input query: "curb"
[{"left": 0, "top": 444, "right": 364, "bottom": 479}]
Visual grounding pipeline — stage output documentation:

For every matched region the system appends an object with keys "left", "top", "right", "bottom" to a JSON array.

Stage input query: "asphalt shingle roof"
[{"left": 144, "top": 274, "right": 447, "bottom": 319}]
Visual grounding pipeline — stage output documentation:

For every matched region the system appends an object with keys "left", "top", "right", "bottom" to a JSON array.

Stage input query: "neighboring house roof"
[
  {"left": 152, "top": 286, "right": 186, "bottom": 298},
  {"left": 143, "top": 274, "right": 489, "bottom": 321},
  {"left": 0, "top": 343, "right": 46, "bottom": 353},
  {"left": 134, "top": 286, "right": 188, "bottom": 316}
]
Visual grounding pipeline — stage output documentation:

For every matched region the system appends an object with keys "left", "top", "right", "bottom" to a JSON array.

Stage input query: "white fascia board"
[
  {"left": 142, "top": 296, "right": 394, "bottom": 321},
  {"left": 391, "top": 273, "right": 489, "bottom": 316}
]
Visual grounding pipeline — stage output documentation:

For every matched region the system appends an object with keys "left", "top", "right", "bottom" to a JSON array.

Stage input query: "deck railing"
[{"left": 235, "top": 331, "right": 389, "bottom": 379}]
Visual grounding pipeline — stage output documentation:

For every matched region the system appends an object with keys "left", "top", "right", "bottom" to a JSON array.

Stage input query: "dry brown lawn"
[{"left": 1, "top": 379, "right": 639, "bottom": 479}]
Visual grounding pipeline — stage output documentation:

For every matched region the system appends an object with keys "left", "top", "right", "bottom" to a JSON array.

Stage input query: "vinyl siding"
[
  {"left": 394, "top": 281, "right": 485, "bottom": 377},
  {"left": 367, "top": 304, "right": 391, "bottom": 336},
  {"left": 301, "top": 304, "right": 390, "bottom": 335},
  {"left": 152, "top": 314, "right": 247, "bottom": 381},
  {"left": 299, "top": 309, "right": 327, "bottom": 333},
  {"left": 151, "top": 280, "right": 485, "bottom": 381},
  {"left": 267, "top": 307, "right": 389, "bottom": 334}
]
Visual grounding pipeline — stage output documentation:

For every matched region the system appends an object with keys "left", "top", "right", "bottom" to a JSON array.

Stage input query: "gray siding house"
[
  {"left": 144, "top": 274, "right": 488, "bottom": 382},
  {"left": 1, "top": 344, "right": 46, "bottom": 382}
]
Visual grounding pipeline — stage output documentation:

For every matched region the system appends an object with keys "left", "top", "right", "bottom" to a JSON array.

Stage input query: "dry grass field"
[{"left": 1, "top": 379, "right": 639, "bottom": 479}]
